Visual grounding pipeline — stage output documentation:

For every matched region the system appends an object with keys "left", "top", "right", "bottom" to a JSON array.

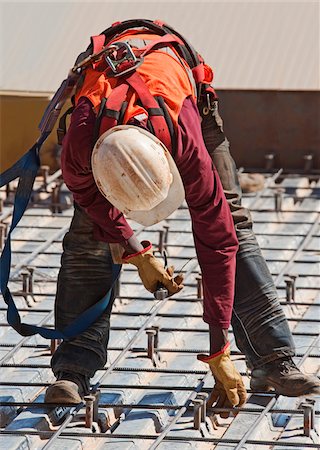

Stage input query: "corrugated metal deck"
[{"left": 0, "top": 168, "right": 319, "bottom": 449}]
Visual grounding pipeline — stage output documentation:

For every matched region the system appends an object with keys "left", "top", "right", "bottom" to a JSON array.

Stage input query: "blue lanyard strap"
[{"left": 1, "top": 137, "right": 121, "bottom": 339}]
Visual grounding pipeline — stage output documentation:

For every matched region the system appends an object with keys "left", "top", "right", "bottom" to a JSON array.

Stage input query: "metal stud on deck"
[
  {"left": 84, "top": 395, "right": 95, "bottom": 429},
  {"left": 301, "top": 399, "right": 316, "bottom": 437},
  {"left": 192, "top": 398, "right": 202, "bottom": 430},
  {"left": 0, "top": 223, "right": 7, "bottom": 249},
  {"left": 265, "top": 153, "right": 275, "bottom": 170},
  {"left": 51, "top": 180, "right": 63, "bottom": 213},
  {"left": 274, "top": 187, "right": 285, "bottom": 212},
  {"left": 50, "top": 339, "right": 62, "bottom": 355},
  {"left": 146, "top": 326, "right": 159, "bottom": 365},
  {"left": 196, "top": 392, "right": 208, "bottom": 423},
  {"left": 303, "top": 154, "right": 314, "bottom": 172},
  {"left": 196, "top": 274, "right": 203, "bottom": 299},
  {"left": 158, "top": 225, "right": 170, "bottom": 254},
  {"left": 284, "top": 274, "right": 297, "bottom": 303},
  {"left": 26, "top": 266, "right": 34, "bottom": 294},
  {"left": 0, "top": 169, "right": 319, "bottom": 448},
  {"left": 5, "top": 182, "right": 13, "bottom": 201},
  {"left": 40, "top": 165, "right": 50, "bottom": 192}
]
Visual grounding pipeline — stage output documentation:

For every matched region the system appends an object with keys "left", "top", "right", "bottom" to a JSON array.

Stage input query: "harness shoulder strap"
[
  {"left": 99, "top": 83, "right": 130, "bottom": 135},
  {"left": 100, "top": 19, "right": 201, "bottom": 69},
  {"left": 125, "top": 71, "right": 172, "bottom": 151},
  {"left": 98, "top": 71, "right": 174, "bottom": 153}
]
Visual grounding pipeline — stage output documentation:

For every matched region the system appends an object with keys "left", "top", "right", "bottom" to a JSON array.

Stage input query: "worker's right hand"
[
  {"left": 122, "top": 240, "right": 184, "bottom": 295},
  {"left": 198, "top": 342, "right": 247, "bottom": 417}
]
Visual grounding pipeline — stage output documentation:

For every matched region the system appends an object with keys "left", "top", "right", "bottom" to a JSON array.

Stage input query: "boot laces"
[{"left": 277, "top": 358, "right": 297, "bottom": 375}]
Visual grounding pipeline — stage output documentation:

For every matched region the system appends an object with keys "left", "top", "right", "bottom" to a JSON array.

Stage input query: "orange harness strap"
[{"left": 100, "top": 70, "right": 172, "bottom": 152}]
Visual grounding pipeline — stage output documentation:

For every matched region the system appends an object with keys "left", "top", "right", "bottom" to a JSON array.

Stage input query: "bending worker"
[{"left": 45, "top": 20, "right": 320, "bottom": 407}]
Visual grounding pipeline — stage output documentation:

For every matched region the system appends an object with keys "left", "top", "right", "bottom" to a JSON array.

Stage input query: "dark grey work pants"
[
  {"left": 201, "top": 104, "right": 295, "bottom": 368},
  {"left": 51, "top": 204, "right": 116, "bottom": 378}
]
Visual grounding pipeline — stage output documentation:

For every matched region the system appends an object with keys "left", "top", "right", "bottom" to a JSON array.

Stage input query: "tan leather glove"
[
  {"left": 198, "top": 342, "right": 247, "bottom": 417},
  {"left": 122, "top": 241, "right": 184, "bottom": 295}
]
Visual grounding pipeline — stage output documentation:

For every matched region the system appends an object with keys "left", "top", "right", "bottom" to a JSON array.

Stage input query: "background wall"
[
  {"left": 218, "top": 89, "right": 320, "bottom": 170},
  {"left": 1, "top": 1, "right": 319, "bottom": 91}
]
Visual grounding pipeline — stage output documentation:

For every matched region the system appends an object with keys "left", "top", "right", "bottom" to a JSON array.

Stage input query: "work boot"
[
  {"left": 250, "top": 357, "right": 320, "bottom": 397},
  {"left": 45, "top": 372, "right": 90, "bottom": 404}
]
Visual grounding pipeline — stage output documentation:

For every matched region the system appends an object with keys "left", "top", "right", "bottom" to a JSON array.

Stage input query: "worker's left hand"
[{"left": 198, "top": 342, "right": 247, "bottom": 417}]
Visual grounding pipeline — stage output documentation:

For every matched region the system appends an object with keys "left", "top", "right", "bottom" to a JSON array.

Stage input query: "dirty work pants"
[
  {"left": 51, "top": 203, "right": 116, "bottom": 378},
  {"left": 201, "top": 104, "right": 295, "bottom": 368}
]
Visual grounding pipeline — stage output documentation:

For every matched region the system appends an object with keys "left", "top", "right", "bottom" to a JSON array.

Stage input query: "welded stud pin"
[
  {"left": 1, "top": 222, "right": 8, "bottom": 237},
  {"left": 196, "top": 392, "right": 208, "bottom": 422},
  {"left": 193, "top": 398, "right": 203, "bottom": 430},
  {"left": 21, "top": 268, "right": 34, "bottom": 298},
  {"left": 163, "top": 225, "right": 169, "bottom": 247},
  {"left": 41, "top": 165, "right": 50, "bottom": 192},
  {"left": 5, "top": 183, "right": 12, "bottom": 201},
  {"left": 26, "top": 267, "right": 34, "bottom": 294},
  {"left": 196, "top": 274, "right": 203, "bottom": 299},
  {"left": 303, "top": 154, "right": 313, "bottom": 172},
  {"left": 152, "top": 325, "right": 159, "bottom": 350},
  {"left": 51, "top": 180, "right": 63, "bottom": 213},
  {"left": 301, "top": 400, "right": 315, "bottom": 437},
  {"left": 158, "top": 229, "right": 165, "bottom": 254},
  {"left": 0, "top": 226, "right": 3, "bottom": 249},
  {"left": 158, "top": 225, "right": 170, "bottom": 255},
  {"left": 274, "top": 188, "right": 285, "bottom": 212},
  {"left": 146, "top": 328, "right": 158, "bottom": 361},
  {"left": 21, "top": 271, "right": 30, "bottom": 296},
  {"left": 265, "top": 153, "right": 275, "bottom": 170},
  {"left": 284, "top": 278, "right": 293, "bottom": 303},
  {"left": 284, "top": 274, "right": 297, "bottom": 302},
  {"left": 93, "top": 390, "right": 101, "bottom": 423},
  {"left": 85, "top": 395, "right": 95, "bottom": 428},
  {"left": 50, "top": 339, "right": 62, "bottom": 355},
  {"left": 0, "top": 223, "right": 7, "bottom": 249},
  {"left": 158, "top": 225, "right": 170, "bottom": 254}
]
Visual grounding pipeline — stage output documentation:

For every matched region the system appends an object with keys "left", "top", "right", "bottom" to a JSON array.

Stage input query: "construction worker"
[{"left": 45, "top": 21, "right": 320, "bottom": 407}]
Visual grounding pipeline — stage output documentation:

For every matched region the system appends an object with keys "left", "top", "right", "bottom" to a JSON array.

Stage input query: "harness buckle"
[
  {"left": 105, "top": 42, "right": 143, "bottom": 77},
  {"left": 202, "top": 93, "right": 217, "bottom": 116}
]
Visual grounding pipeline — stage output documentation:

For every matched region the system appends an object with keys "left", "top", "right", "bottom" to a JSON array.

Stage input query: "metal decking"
[{"left": 0, "top": 168, "right": 319, "bottom": 449}]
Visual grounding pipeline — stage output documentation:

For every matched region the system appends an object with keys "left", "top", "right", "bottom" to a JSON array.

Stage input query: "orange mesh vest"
[{"left": 75, "top": 31, "right": 198, "bottom": 138}]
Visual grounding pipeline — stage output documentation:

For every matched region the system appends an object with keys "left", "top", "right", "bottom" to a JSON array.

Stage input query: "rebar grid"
[
  {"left": 0, "top": 170, "right": 319, "bottom": 449},
  {"left": 1, "top": 430, "right": 320, "bottom": 448}
]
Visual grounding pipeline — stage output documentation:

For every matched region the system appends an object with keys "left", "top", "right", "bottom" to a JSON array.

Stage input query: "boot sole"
[
  {"left": 250, "top": 379, "right": 274, "bottom": 393},
  {"left": 250, "top": 379, "right": 320, "bottom": 397},
  {"left": 45, "top": 381, "right": 83, "bottom": 404}
]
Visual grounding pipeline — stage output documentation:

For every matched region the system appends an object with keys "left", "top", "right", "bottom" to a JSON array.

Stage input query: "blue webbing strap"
[{"left": 0, "top": 134, "right": 121, "bottom": 339}]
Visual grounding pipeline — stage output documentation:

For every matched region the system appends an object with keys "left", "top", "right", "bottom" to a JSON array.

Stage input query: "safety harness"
[
  {"left": 0, "top": 19, "right": 216, "bottom": 339},
  {"left": 62, "top": 19, "right": 218, "bottom": 151}
]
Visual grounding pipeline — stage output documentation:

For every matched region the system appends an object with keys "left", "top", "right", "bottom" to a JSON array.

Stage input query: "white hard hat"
[{"left": 91, "top": 125, "right": 185, "bottom": 226}]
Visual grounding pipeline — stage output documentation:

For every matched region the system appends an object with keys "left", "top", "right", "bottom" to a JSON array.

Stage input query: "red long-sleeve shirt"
[{"left": 61, "top": 95, "right": 238, "bottom": 328}]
